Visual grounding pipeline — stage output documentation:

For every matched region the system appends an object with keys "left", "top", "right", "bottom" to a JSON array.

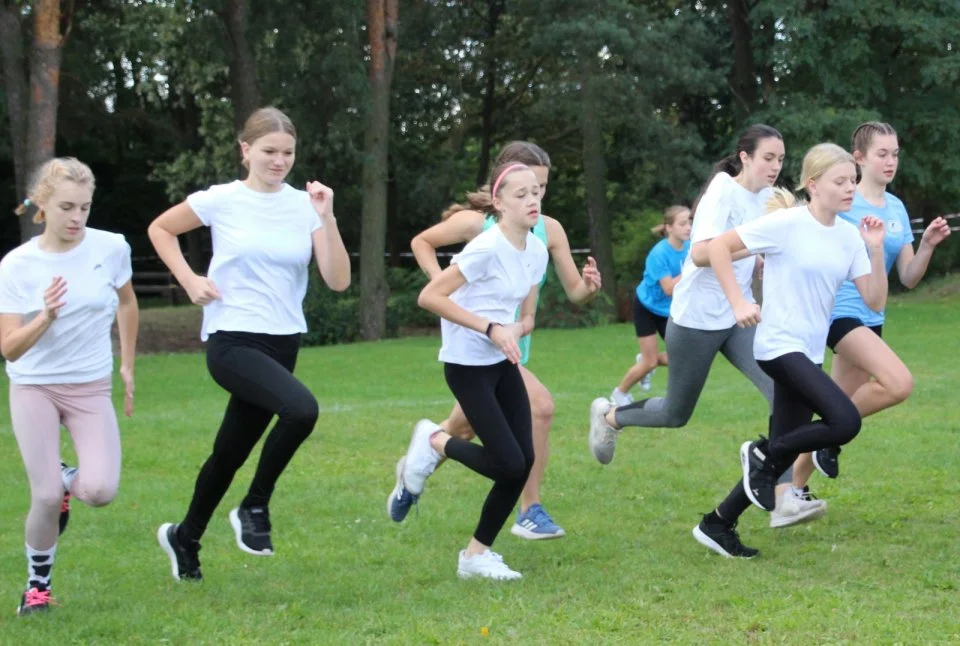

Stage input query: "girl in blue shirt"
[
  {"left": 610, "top": 206, "right": 691, "bottom": 406},
  {"left": 775, "top": 121, "right": 952, "bottom": 520}
]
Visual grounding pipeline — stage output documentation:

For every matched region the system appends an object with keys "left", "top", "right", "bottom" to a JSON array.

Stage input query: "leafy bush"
[{"left": 535, "top": 265, "right": 614, "bottom": 329}]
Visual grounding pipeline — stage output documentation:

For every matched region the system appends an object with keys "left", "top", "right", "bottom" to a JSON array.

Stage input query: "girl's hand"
[
  {"left": 184, "top": 274, "right": 221, "bottom": 306},
  {"left": 860, "top": 215, "right": 886, "bottom": 248},
  {"left": 582, "top": 256, "right": 601, "bottom": 293},
  {"left": 43, "top": 276, "right": 68, "bottom": 321},
  {"left": 306, "top": 181, "right": 335, "bottom": 220},
  {"left": 920, "top": 216, "right": 952, "bottom": 248},
  {"left": 489, "top": 324, "right": 522, "bottom": 364}
]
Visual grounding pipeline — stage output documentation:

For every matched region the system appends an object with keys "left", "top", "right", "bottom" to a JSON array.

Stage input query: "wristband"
[{"left": 485, "top": 322, "right": 501, "bottom": 338}]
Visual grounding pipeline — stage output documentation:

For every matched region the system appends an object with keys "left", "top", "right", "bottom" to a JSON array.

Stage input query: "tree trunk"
[
  {"left": 580, "top": 69, "right": 616, "bottom": 315},
  {"left": 21, "top": 0, "right": 64, "bottom": 242},
  {"left": 221, "top": 0, "right": 260, "bottom": 177},
  {"left": 726, "top": 0, "right": 758, "bottom": 121},
  {"left": 475, "top": 0, "right": 505, "bottom": 187},
  {"left": 0, "top": 2, "right": 28, "bottom": 203},
  {"left": 359, "top": 0, "right": 397, "bottom": 340}
]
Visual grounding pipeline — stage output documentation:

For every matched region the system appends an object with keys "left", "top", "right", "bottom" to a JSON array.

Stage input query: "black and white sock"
[{"left": 25, "top": 544, "right": 56, "bottom": 590}]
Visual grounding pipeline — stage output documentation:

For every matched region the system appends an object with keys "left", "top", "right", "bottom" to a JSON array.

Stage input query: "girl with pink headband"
[
  {"left": 397, "top": 161, "right": 548, "bottom": 580},
  {"left": 386, "top": 141, "right": 601, "bottom": 545}
]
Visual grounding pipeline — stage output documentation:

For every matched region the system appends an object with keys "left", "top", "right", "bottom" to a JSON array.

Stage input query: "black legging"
[
  {"left": 443, "top": 361, "right": 535, "bottom": 547},
  {"left": 717, "top": 352, "right": 861, "bottom": 521},
  {"left": 180, "top": 331, "right": 319, "bottom": 542}
]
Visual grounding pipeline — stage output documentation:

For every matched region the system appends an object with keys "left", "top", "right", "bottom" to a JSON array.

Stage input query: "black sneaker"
[
  {"left": 229, "top": 507, "right": 274, "bottom": 556},
  {"left": 59, "top": 461, "right": 74, "bottom": 536},
  {"left": 692, "top": 516, "right": 759, "bottom": 559},
  {"left": 17, "top": 585, "right": 54, "bottom": 615},
  {"left": 58, "top": 491, "right": 70, "bottom": 536},
  {"left": 157, "top": 523, "right": 202, "bottom": 581},
  {"left": 740, "top": 437, "right": 781, "bottom": 512},
  {"left": 812, "top": 447, "right": 840, "bottom": 479}
]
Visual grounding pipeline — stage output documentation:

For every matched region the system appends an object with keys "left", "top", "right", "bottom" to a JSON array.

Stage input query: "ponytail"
[
  {"left": 766, "top": 187, "right": 799, "bottom": 214},
  {"left": 440, "top": 186, "right": 495, "bottom": 220}
]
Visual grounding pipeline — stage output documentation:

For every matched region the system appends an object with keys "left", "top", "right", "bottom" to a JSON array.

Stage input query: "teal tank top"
[{"left": 482, "top": 215, "right": 549, "bottom": 366}]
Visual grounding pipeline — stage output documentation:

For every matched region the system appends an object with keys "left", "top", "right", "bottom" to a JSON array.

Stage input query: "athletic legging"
[
  {"left": 180, "top": 331, "right": 319, "bottom": 543},
  {"left": 443, "top": 361, "right": 535, "bottom": 547},
  {"left": 717, "top": 352, "right": 861, "bottom": 521},
  {"left": 614, "top": 319, "right": 774, "bottom": 428}
]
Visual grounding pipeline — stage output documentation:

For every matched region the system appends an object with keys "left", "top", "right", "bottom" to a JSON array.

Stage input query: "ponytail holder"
[
  {"left": 491, "top": 164, "right": 528, "bottom": 200},
  {"left": 23, "top": 198, "right": 31, "bottom": 207}
]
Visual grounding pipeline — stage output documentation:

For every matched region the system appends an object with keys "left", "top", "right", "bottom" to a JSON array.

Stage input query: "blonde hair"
[
  {"left": 651, "top": 205, "right": 690, "bottom": 237},
  {"left": 239, "top": 107, "right": 297, "bottom": 169},
  {"left": 441, "top": 141, "right": 550, "bottom": 220},
  {"left": 764, "top": 143, "right": 856, "bottom": 213},
  {"left": 14, "top": 157, "right": 96, "bottom": 224}
]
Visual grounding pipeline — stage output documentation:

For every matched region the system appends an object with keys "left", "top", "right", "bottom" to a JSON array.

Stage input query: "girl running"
[
  {"left": 588, "top": 125, "right": 821, "bottom": 532},
  {"left": 692, "top": 143, "right": 887, "bottom": 558},
  {"left": 399, "top": 161, "right": 548, "bottom": 580},
  {"left": 772, "top": 121, "right": 952, "bottom": 525},
  {"left": 387, "top": 141, "right": 601, "bottom": 540},
  {"left": 609, "top": 205, "right": 691, "bottom": 406},
  {"left": 149, "top": 107, "right": 350, "bottom": 581},
  {"left": 1, "top": 157, "right": 138, "bottom": 614}
]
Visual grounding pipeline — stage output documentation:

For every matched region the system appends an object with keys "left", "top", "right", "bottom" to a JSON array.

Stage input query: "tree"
[
  {"left": 359, "top": 0, "right": 397, "bottom": 340},
  {"left": 0, "top": 0, "right": 75, "bottom": 241}
]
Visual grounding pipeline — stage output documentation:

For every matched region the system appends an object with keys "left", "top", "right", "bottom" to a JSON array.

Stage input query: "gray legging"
[{"left": 614, "top": 318, "right": 774, "bottom": 428}]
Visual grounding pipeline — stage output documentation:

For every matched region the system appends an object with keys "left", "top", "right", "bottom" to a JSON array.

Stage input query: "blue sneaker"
[
  {"left": 386, "top": 457, "right": 418, "bottom": 522},
  {"left": 510, "top": 504, "right": 566, "bottom": 540}
]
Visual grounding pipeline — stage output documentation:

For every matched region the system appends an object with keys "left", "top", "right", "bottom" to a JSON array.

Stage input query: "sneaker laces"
[
  {"left": 23, "top": 587, "right": 53, "bottom": 608},
  {"left": 529, "top": 506, "right": 554, "bottom": 527},
  {"left": 246, "top": 507, "right": 272, "bottom": 534},
  {"left": 799, "top": 487, "right": 819, "bottom": 501},
  {"left": 61, "top": 492, "right": 71, "bottom": 514}
]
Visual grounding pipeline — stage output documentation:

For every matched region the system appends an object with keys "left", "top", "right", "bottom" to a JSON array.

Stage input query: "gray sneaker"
[
  {"left": 769, "top": 487, "right": 827, "bottom": 528},
  {"left": 589, "top": 397, "right": 620, "bottom": 465}
]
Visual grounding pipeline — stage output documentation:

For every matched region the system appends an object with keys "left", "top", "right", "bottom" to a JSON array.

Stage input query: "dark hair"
[
  {"left": 691, "top": 124, "right": 783, "bottom": 215},
  {"left": 441, "top": 141, "right": 550, "bottom": 220},
  {"left": 852, "top": 121, "right": 897, "bottom": 156}
]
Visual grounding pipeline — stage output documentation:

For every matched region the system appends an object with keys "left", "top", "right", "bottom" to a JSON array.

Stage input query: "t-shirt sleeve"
[
  {"left": 451, "top": 238, "right": 492, "bottom": 283},
  {"left": 691, "top": 174, "right": 734, "bottom": 243},
  {"left": 111, "top": 235, "right": 134, "bottom": 288},
  {"left": 847, "top": 241, "right": 872, "bottom": 281},
  {"left": 0, "top": 257, "right": 28, "bottom": 314},
  {"left": 185, "top": 184, "right": 226, "bottom": 226},
  {"left": 898, "top": 199, "right": 915, "bottom": 246},
  {"left": 734, "top": 210, "right": 791, "bottom": 255},
  {"left": 531, "top": 245, "right": 548, "bottom": 285}
]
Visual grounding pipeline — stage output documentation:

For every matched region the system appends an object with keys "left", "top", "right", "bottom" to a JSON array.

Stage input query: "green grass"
[{"left": 1, "top": 278, "right": 959, "bottom": 644}]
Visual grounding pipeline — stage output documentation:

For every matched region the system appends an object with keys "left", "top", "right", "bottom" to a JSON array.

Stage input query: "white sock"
[
  {"left": 790, "top": 486, "right": 806, "bottom": 498},
  {"left": 25, "top": 543, "right": 56, "bottom": 590},
  {"left": 61, "top": 463, "right": 78, "bottom": 492}
]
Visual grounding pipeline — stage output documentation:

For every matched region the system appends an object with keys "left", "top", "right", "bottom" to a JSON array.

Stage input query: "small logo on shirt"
[
  {"left": 93, "top": 263, "right": 103, "bottom": 270},
  {"left": 886, "top": 219, "right": 903, "bottom": 234}
]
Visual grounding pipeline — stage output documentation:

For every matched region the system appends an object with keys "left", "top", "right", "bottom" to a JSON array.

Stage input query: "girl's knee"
[
  {"left": 76, "top": 483, "right": 118, "bottom": 507},
  {"left": 531, "top": 391, "right": 555, "bottom": 427},
  {"left": 833, "top": 404, "right": 862, "bottom": 445},
  {"left": 283, "top": 395, "right": 320, "bottom": 432},
  {"left": 31, "top": 489, "right": 63, "bottom": 514},
  {"left": 885, "top": 370, "right": 914, "bottom": 404}
]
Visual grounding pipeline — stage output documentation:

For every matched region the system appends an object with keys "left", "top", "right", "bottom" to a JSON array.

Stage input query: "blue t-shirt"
[
  {"left": 636, "top": 238, "right": 690, "bottom": 317},
  {"left": 831, "top": 191, "right": 914, "bottom": 326},
  {"left": 482, "top": 215, "right": 548, "bottom": 365}
]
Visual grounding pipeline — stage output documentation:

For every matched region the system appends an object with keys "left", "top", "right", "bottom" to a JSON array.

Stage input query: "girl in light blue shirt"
[
  {"left": 610, "top": 206, "right": 691, "bottom": 405},
  {"left": 776, "top": 121, "right": 952, "bottom": 521}
]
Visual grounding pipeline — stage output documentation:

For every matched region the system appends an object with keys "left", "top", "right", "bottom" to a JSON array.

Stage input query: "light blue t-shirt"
[
  {"left": 636, "top": 238, "right": 690, "bottom": 317},
  {"left": 831, "top": 191, "right": 913, "bottom": 326},
  {"left": 482, "top": 215, "right": 548, "bottom": 365}
]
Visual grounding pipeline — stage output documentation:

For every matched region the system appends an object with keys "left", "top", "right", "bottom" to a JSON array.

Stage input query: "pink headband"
[{"left": 491, "top": 163, "right": 529, "bottom": 199}]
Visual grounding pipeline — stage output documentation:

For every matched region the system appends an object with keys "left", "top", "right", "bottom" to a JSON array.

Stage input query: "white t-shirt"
[
  {"left": 736, "top": 206, "right": 872, "bottom": 363},
  {"left": 187, "top": 181, "right": 322, "bottom": 341},
  {"left": 438, "top": 225, "right": 548, "bottom": 366},
  {"left": 0, "top": 228, "right": 132, "bottom": 384},
  {"left": 671, "top": 172, "right": 772, "bottom": 330}
]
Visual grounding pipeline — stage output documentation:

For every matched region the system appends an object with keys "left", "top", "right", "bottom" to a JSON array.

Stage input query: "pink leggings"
[{"left": 10, "top": 377, "right": 121, "bottom": 550}]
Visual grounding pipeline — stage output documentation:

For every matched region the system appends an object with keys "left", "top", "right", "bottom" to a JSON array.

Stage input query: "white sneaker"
[
  {"left": 589, "top": 397, "right": 620, "bottom": 465},
  {"left": 457, "top": 549, "right": 522, "bottom": 580},
  {"left": 640, "top": 368, "right": 656, "bottom": 391},
  {"left": 769, "top": 487, "right": 827, "bottom": 528},
  {"left": 400, "top": 419, "right": 442, "bottom": 496},
  {"left": 610, "top": 388, "right": 633, "bottom": 406}
]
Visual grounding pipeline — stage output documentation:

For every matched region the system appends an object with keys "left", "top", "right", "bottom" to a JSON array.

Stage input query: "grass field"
[{"left": 1, "top": 278, "right": 958, "bottom": 644}]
